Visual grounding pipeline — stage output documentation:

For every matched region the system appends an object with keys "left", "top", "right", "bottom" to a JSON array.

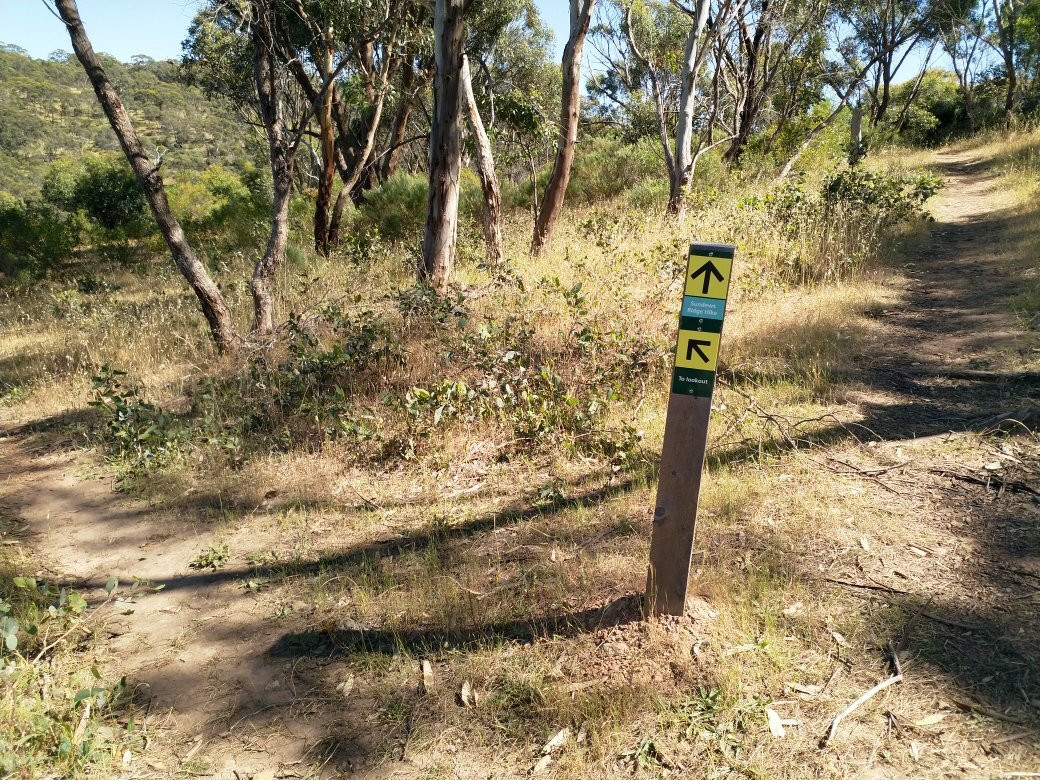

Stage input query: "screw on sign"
[{"left": 646, "top": 242, "right": 734, "bottom": 616}]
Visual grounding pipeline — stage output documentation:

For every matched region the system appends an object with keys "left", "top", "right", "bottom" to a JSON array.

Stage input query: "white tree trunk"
[{"left": 460, "top": 54, "right": 503, "bottom": 267}]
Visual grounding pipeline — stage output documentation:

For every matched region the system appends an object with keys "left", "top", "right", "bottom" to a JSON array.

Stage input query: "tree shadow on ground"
[{"left": 6, "top": 153, "right": 1040, "bottom": 774}]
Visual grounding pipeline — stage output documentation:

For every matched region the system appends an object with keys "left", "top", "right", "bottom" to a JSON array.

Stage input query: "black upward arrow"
[
  {"left": 690, "top": 260, "right": 724, "bottom": 295},
  {"left": 686, "top": 338, "right": 712, "bottom": 363}
]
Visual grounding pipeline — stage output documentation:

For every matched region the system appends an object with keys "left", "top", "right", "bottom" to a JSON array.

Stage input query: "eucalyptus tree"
[
  {"left": 532, "top": 0, "right": 596, "bottom": 254},
  {"left": 720, "top": 0, "right": 830, "bottom": 163},
  {"left": 461, "top": 53, "right": 503, "bottom": 266},
  {"left": 421, "top": 0, "right": 471, "bottom": 293},
  {"left": 837, "top": 0, "right": 936, "bottom": 126},
  {"left": 936, "top": 0, "right": 988, "bottom": 130},
  {"left": 990, "top": 0, "right": 1022, "bottom": 125},
  {"left": 50, "top": 0, "right": 238, "bottom": 352},
  {"left": 593, "top": 0, "right": 741, "bottom": 217}
]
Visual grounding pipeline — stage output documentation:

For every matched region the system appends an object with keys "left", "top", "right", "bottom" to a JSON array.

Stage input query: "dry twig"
[{"left": 821, "top": 672, "right": 903, "bottom": 747}]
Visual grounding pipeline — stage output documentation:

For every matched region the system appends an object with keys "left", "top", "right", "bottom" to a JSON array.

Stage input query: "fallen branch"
[
  {"left": 828, "top": 457, "right": 911, "bottom": 477},
  {"left": 928, "top": 468, "right": 1040, "bottom": 497},
  {"left": 951, "top": 697, "right": 1027, "bottom": 725},
  {"left": 822, "top": 578, "right": 909, "bottom": 596},
  {"left": 821, "top": 672, "right": 903, "bottom": 747},
  {"left": 821, "top": 457, "right": 905, "bottom": 495}
]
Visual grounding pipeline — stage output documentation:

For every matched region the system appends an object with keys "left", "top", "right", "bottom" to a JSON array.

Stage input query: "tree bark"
[
  {"left": 460, "top": 54, "right": 503, "bottom": 267},
  {"left": 53, "top": 0, "right": 238, "bottom": 353},
  {"left": 725, "top": 1, "right": 771, "bottom": 164},
  {"left": 531, "top": 0, "right": 595, "bottom": 255},
  {"left": 992, "top": 0, "right": 1018, "bottom": 127},
  {"left": 420, "top": 0, "right": 467, "bottom": 293},
  {"left": 669, "top": 0, "right": 711, "bottom": 218},
  {"left": 313, "top": 30, "right": 336, "bottom": 256},
  {"left": 382, "top": 58, "right": 416, "bottom": 180},
  {"left": 250, "top": 0, "right": 294, "bottom": 337}
]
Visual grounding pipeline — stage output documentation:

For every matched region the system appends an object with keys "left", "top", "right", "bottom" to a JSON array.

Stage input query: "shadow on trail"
[
  {"left": 71, "top": 472, "right": 650, "bottom": 596},
  {"left": 269, "top": 593, "right": 644, "bottom": 659},
  {"left": 5, "top": 152, "right": 1040, "bottom": 774}
]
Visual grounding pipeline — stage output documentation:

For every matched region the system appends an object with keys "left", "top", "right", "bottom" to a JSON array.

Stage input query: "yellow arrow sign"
[
  {"left": 684, "top": 255, "right": 732, "bottom": 300},
  {"left": 675, "top": 329, "right": 720, "bottom": 371}
]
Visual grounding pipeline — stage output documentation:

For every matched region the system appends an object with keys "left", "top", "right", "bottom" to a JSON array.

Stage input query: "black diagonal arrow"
[
  {"left": 686, "top": 338, "right": 712, "bottom": 364},
  {"left": 690, "top": 260, "right": 724, "bottom": 295}
]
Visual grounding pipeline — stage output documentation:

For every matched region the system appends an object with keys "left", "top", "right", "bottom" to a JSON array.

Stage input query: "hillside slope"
[{"left": 0, "top": 45, "right": 248, "bottom": 197}]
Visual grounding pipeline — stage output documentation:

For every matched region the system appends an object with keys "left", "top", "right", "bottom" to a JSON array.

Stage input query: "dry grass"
[{"left": 4, "top": 135, "right": 1040, "bottom": 778}]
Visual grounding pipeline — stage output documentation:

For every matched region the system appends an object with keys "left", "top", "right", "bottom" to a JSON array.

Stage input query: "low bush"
[
  {"left": 359, "top": 171, "right": 427, "bottom": 244},
  {"left": 0, "top": 567, "right": 137, "bottom": 775},
  {"left": 0, "top": 191, "right": 84, "bottom": 280},
  {"left": 562, "top": 135, "right": 664, "bottom": 204},
  {"left": 752, "top": 168, "right": 943, "bottom": 285},
  {"left": 42, "top": 154, "right": 149, "bottom": 239}
]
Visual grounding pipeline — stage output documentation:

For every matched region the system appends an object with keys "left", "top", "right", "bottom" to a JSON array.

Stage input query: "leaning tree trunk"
[
  {"left": 460, "top": 54, "right": 503, "bottom": 267},
  {"left": 420, "top": 0, "right": 467, "bottom": 293},
  {"left": 54, "top": 0, "right": 238, "bottom": 352},
  {"left": 531, "top": 0, "right": 595, "bottom": 256},
  {"left": 250, "top": 0, "right": 294, "bottom": 337}
]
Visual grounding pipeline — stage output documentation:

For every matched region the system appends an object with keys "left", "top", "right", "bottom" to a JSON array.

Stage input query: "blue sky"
[
  {"left": 0, "top": 0, "right": 205, "bottom": 60},
  {"left": 0, "top": 0, "right": 569, "bottom": 61},
  {"left": 1, "top": 0, "right": 934, "bottom": 83}
]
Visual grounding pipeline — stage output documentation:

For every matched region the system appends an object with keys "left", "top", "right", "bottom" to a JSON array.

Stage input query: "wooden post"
[{"left": 646, "top": 242, "right": 735, "bottom": 616}]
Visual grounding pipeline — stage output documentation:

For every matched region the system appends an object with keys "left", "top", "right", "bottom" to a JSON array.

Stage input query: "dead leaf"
[
  {"left": 531, "top": 755, "right": 552, "bottom": 774},
  {"left": 336, "top": 675, "right": 354, "bottom": 698},
  {"left": 541, "top": 727, "right": 570, "bottom": 755},
  {"left": 782, "top": 601, "right": 804, "bottom": 616},
  {"left": 831, "top": 630, "right": 850, "bottom": 648},
  {"left": 766, "top": 707, "right": 786, "bottom": 738},
  {"left": 420, "top": 659, "right": 434, "bottom": 693},
  {"left": 253, "top": 770, "right": 276, "bottom": 780},
  {"left": 860, "top": 536, "right": 871, "bottom": 551},
  {"left": 909, "top": 740, "right": 921, "bottom": 761},
  {"left": 459, "top": 679, "right": 476, "bottom": 707},
  {"left": 914, "top": 712, "right": 949, "bottom": 727},
  {"left": 984, "top": 461, "right": 1003, "bottom": 471}
]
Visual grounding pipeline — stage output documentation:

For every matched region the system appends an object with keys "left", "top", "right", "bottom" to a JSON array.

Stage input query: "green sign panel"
[{"left": 670, "top": 243, "right": 734, "bottom": 398}]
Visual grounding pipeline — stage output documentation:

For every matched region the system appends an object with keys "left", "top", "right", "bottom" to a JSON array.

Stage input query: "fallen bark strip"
[{"left": 821, "top": 673, "right": 903, "bottom": 747}]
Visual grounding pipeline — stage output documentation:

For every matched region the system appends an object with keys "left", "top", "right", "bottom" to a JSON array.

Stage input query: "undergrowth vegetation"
[
  {"left": 0, "top": 542, "right": 140, "bottom": 775},
  {"left": 60, "top": 158, "right": 941, "bottom": 485}
]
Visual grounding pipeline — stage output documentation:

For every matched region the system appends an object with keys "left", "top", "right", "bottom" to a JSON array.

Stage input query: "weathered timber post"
[{"left": 646, "top": 242, "right": 735, "bottom": 616}]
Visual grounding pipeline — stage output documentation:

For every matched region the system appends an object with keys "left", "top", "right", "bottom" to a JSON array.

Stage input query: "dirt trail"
[{"left": 2, "top": 149, "right": 1039, "bottom": 778}]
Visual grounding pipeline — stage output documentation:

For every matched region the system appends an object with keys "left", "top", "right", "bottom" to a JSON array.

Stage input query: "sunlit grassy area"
[{"left": 4, "top": 130, "right": 1040, "bottom": 776}]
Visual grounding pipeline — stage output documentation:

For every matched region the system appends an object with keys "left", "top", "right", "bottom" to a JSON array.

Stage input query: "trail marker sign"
[{"left": 646, "top": 242, "right": 735, "bottom": 616}]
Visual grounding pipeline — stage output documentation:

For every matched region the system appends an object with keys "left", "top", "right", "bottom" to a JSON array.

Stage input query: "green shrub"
[
  {"left": 360, "top": 171, "right": 428, "bottom": 243},
  {"left": 359, "top": 170, "right": 485, "bottom": 245},
  {"left": 626, "top": 178, "right": 669, "bottom": 210},
  {"left": 0, "top": 191, "right": 83, "bottom": 280},
  {"left": 757, "top": 168, "right": 943, "bottom": 285},
  {"left": 0, "top": 570, "right": 138, "bottom": 776},
  {"left": 821, "top": 169, "right": 943, "bottom": 224},
  {"left": 43, "top": 154, "right": 148, "bottom": 238},
  {"left": 565, "top": 136, "right": 664, "bottom": 203}
]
